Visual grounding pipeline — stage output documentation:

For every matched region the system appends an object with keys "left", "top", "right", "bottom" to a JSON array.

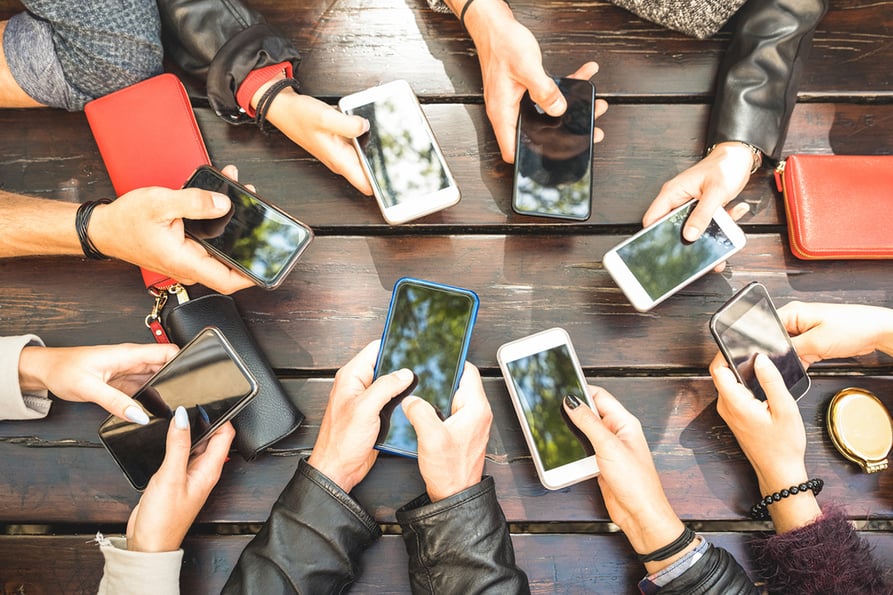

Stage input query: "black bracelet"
[
  {"left": 75, "top": 199, "right": 112, "bottom": 260},
  {"left": 636, "top": 526, "right": 696, "bottom": 563},
  {"left": 750, "top": 478, "right": 824, "bottom": 520},
  {"left": 459, "top": 0, "right": 477, "bottom": 28},
  {"left": 254, "top": 77, "right": 301, "bottom": 132}
]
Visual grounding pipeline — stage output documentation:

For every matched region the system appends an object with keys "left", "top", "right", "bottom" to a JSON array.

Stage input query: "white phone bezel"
[
  {"left": 338, "top": 79, "right": 461, "bottom": 224},
  {"left": 497, "top": 327, "right": 600, "bottom": 490},
  {"left": 603, "top": 199, "right": 747, "bottom": 312}
]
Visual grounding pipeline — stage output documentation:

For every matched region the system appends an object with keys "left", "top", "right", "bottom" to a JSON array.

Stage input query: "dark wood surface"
[{"left": 1, "top": 0, "right": 891, "bottom": 593}]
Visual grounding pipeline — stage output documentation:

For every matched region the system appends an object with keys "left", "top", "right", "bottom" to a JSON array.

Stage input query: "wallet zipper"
[
  {"left": 774, "top": 159, "right": 787, "bottom": 193},
  {"left": 145, "top": 284, "right": 190, "bottom": 343}
]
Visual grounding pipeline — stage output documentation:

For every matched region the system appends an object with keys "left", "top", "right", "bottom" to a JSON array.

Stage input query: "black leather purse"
[{"left": 162, "top": 293, "right": 304, "bottom": 460}]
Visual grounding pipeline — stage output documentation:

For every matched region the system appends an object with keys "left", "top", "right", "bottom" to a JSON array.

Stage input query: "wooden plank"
[
  {"left": 3, "top": 531, "right": 893, "bottom": 594},
  {"left": 1, "top": 235, "right": 890, "bottom": 370},
  {"left": 2, "top": 376, "right": 890, "bottom": 524},
  {"left": 3, "top": 104, "right": 893, "bottom": 230}
]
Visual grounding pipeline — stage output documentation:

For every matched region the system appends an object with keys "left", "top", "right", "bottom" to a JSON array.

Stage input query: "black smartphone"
[
  {"left": 374, "top": 277, "right": 479, "bottom": 457},
  {"left": 512, "top": 77, "right": 595, "bottom": 221},
  {"left": 182, "top": 165, "right": 314, "bottom": 289},
  {"left": 710, "top": 282, "right": 810, "bottom": 401},
  {"left": 98, "top": 327, "right": 258, "bottom": 490}
]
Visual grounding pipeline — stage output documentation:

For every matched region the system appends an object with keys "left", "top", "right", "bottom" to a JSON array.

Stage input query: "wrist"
[
  {"left": 706, "top": 141, "right": 763, "bottom": 175},
  {"left": 618, "top": 503, "right": 685, "bottom": 557},
  {"left": 461, "top": 0, "right": 512, "bottom": 40},
  {"left": 17, "top": 346, "right": 49, "bottom": 392},
  {"left": 306, "top": 453, "right": 356, "bottom": 493},
  {"left": 84, "top": 202, "right": 117, "bottom": 260}
]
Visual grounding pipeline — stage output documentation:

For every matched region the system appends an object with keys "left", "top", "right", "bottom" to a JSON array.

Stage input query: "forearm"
[
  {"left": 0, "top": 192, "right": 81, "bottom": 257},
  {"left": 706, "top": 0, "right": 828, "bottom": 160},
  {"left": 872, "top": 307, "right": 893, "bottom": 357}
]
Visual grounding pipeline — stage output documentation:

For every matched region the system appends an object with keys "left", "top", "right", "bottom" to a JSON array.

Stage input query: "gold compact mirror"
[{"left": 827, "top": 388, "right": 892, "bottom": 473}]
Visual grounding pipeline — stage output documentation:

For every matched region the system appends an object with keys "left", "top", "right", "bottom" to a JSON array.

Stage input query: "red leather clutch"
[
  {"left": 775, "top": 154, "right": 893, "bottom": 260},
  {"left": 85, "top": 73, "right": 212, "bottom": 290}
]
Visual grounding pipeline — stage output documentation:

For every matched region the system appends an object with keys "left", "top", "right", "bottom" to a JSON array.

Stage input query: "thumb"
[
  {"left": 563, "top": 395, "right": 608, "bottom": 452},
  {"left": 93, "top": 383, "right": 150, "bottom": 425},
  {"left": 402, "top": 395, "right": 444, "bottom": 435},
  {"left": 682, "top": 188, "right": 726, "bottom": 243},
  {"left": 528, "top": 76, "right": 566, "bottom": 117},
  {"left": 753, "top": 354, "right": 798, "bottom": 414},
  {"left": 160, "top": 188, "right": 231, "bottom": 221},
  {"left": 157, "top": 406, "right": 192, "bottom": 479}
]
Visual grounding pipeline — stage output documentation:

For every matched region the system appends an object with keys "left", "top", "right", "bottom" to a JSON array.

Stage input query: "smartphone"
[
  {"left": 512, "top": 78, "right": 595, "bottom": 221},
  {"left": 182, "top": 165, "right": 314, "bottom": 289},
  {"left": 603, "top": 199, "right": 747, "bottom": 311},
  {"left": 374, "top": 277, "right": 479, "bottom": 457},
  {"left": 497, "top": 328, "right": 600, "bottom": 490},
  {"left": 98, "top": 327, "right": 258, "bottom": 490},
  {"left": 338, "top": 80, "right": 461, "bottom": 224},
  {"left": 710, "top": 282, "right": 810, "bottom": 401}
]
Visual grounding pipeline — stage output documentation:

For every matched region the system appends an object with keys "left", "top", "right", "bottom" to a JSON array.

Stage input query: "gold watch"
[{"left": 827, "top": 387, "right": 892, "bottom": 473}]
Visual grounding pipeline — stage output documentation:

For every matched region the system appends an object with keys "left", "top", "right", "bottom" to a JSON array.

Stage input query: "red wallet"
[
  {"left": 775, "top": 154, "right": 893, "bottom": 260},
  {"left": 85, "top": 73, "right": 212, "bottom": 289}
]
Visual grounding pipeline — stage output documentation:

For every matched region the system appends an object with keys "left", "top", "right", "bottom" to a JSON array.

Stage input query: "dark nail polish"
[{"left": 564, "top": 394, "right": 583, "bottom": 409}]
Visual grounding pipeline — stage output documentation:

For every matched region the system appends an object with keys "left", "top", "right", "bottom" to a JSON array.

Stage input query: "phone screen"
[
  {"left": 504, "top": 344, "right": 593, "bottom": 471},
  {"left": 183, "top": 167, "right": 313, "bottom": 288},
  {"left": 712, "top": 283, "right": 809, "bottom": 401},
  {"left": 616, "top": 202, "right": 737, "bottom": 301},
  {"left": 98, "top": 328, "right": 257, "bottom": 490},
  {"left": 513, "top": 78, "right": 594, "bottom": 220},
  {"left": 375, "top": 278, "right": 479, "bottom": 456},
  {"left": 344, "top": 86, "right": 450, "bottom": 209}
]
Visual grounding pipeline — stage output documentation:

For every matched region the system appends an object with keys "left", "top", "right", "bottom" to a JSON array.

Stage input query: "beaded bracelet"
[
  {"left": 750, "top": 478, "right": 824, "bottom": 520},
  {"left": 75, "top": 199, "right": 112, "bottom": 260},
  {"left": 636, "top": 526, "right": 697, "bottom": 563},
  {"left": 254, "top": 77, "right": 301, "bottom": 132}
]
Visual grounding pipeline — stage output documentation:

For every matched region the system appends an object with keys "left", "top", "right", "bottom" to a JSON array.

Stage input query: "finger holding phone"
[
  {"left": 643, "top": 141, "right": 757, "bottom": 242},
  {"left": 777, "top": 301, "right": 893, "bottom": 367},
  {"left": 307, "top": 341, "right": 417, "bottom": 494},
  {"left": 562, "top": 386, "right": 694, "bottom": 573},
  {"left": 709, "top": 352, "right": 821, "bottom": 533},
  {"left": 126, "top": 409, "right": 235, "bottom": 553},
  {"left": 402, "top": 362, "right": 492, "bottom": 502}
]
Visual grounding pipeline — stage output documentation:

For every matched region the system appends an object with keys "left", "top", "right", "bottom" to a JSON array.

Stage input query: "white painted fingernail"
[
  {"left": 174, "top": 406, "right": 189, "bottom": 430},
  {"left": 125, "top": 405, "right": 149, "bottom": 425},
  {"left": 395, "top": 368, "right": 414, "bottom": 382}
]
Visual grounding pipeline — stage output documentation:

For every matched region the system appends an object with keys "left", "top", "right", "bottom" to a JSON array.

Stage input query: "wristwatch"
[{"left": 827, "top": 387, "right": 893, "bottom": 473}]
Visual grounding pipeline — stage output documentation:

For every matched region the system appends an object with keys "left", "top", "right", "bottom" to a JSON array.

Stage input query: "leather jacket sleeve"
[
  {"left": 220, "top": 458, "right": 381, "bottom": 594},
  {"left": 155, "top": 0, "right": 301, "bottom": 122},
  {"left": 706, "top": 0, "right": 829, "bottom": 160},
  {"left": 659, "top": 542, "right": 759, "bottom": 594},
  {"left": 396, "top": 476, "right": 531, "bottom": 595}
]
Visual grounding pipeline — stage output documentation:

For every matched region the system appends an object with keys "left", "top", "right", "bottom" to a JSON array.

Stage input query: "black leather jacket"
[
  {"left": 220, "top": 459, "right": 530, "bottom": 594},
  {"left": 707, "top": 0, "right": 829, "bottom": 160},
  {"left": 656, "top": 543, "right": 759, "bottom": 594},
  {"left": 156, "top": 0, "right": 301, "bottom": 123}
]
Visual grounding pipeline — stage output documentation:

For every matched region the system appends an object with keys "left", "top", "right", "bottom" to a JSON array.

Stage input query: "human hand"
[
  {"left": 402, "top": 362, "right": 492, "bottom": 502},
  {"left": 127, "top": 407, "right": 234, "bottom": 552},
  {"left": 563, "top": 388, "right": 684, "bottom": 564},
  {"left": 307, "top": 341, "right": 416, "bottom": 493},
  {"left": 710, "top": 352, "right": 821, "bottom": 532},
  {"left": 17, "top": 342, "right": 178, "bottom": 423},
  {"left": 89, "top": 164, "right": 255, "bottom": 294},
  {"left": 643, "top": 142, "right": 756, "bottom": 243},
  {"left": 778, "top": 301, "right": 893, "bottom": 366},
  {"left": 462, "top": 0, "right": 606, "bottom": 162},
  {"left": 264, "top": 87, "right": 374, "bottom": 195}
]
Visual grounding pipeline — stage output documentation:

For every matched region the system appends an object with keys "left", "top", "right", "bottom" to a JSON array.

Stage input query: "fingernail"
[
  {"left": 174, "top": 406, "right": 189, "bottom": 430},
  {"left": 564, "top": 394, "right": 583, "bottom": 409},
  {"left": 211, "top": 193, "right": 230, "bottom": 210},
  {"left": 360, "top": 118, "right": 370, "bottom": 134},
  {"left": 754, "top": 353, "right": 770, "bottom": 368},
  {"left": 548, "top": 97, "right": 566, "bottom": 114},
  {"left": 125, "top": 405, "right": 149, "bottom": 425},
  {"left": 229, "top": 166, "right": 239, "bottom": 178},
  {"left": 395, "top": 368, "right": 414, "bottom": 382},
  {"left": 683, "top": 225, "right": 700, "bottom": 242}
]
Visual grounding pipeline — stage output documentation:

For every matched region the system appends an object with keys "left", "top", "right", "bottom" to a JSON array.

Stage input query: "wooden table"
[{"left": 1, "top": 0, "right": 891, "bottom": 592}]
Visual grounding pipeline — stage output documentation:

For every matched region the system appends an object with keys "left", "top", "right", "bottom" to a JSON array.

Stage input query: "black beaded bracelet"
[
  {"left": 254, "top": 77, "right": 301, "bottom": 132},
  {"left": 637, "top": 526, "right": 697, "bottom": 563},
  {"left": 75, "top": 199, "right": 112, "bottom": 260},
  {"left": 750, "top": 478, "right": 824, "bottom": 520}
]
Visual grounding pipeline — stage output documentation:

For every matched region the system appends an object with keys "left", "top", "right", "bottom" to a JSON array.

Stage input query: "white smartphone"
[
  {"left": 338, "top": 79, "right": 460, "bottom": 224},
  {"left": 497, "top": 327, "right": 600, "bottom": 490},
  {"left": 603, "top": 199, "right": 747, "bottom": 311}
]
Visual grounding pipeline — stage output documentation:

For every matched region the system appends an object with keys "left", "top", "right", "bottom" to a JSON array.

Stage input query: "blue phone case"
[{"left": 373, "top": 277, "right": 479, "bottom": 457}]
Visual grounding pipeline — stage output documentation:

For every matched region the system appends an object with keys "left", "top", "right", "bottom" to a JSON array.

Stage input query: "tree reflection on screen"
[
  {"left": 377, "top": 283, "right": 475, "bottom": 454},
  {"left": 505, "top": 345, "right": 589, "bottom": 470}
]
